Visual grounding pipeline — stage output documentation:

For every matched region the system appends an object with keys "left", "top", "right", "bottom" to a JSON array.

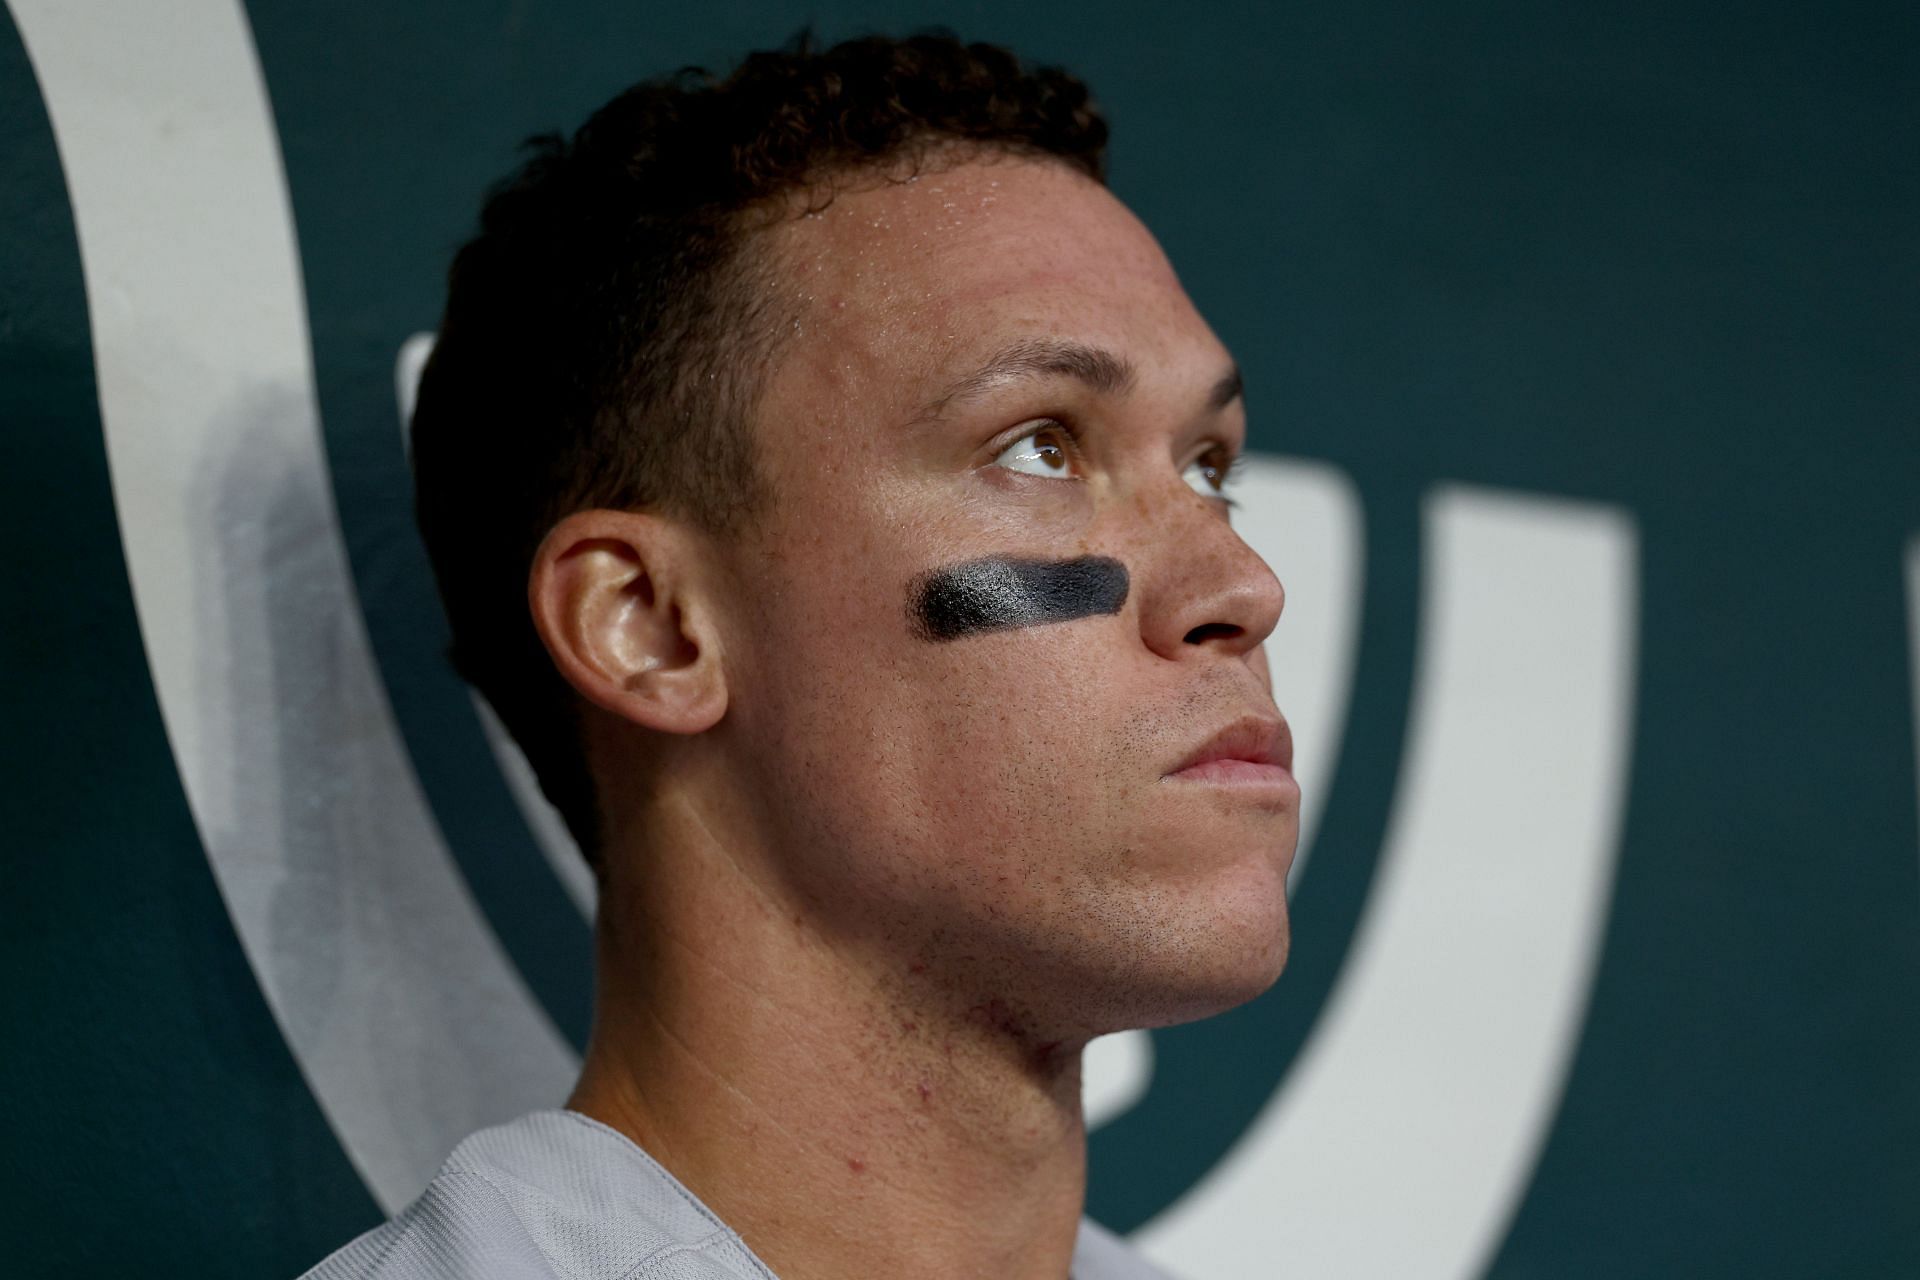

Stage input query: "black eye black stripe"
[{"left": 909, "top": 556, "right": 1130, "bottom": 641}]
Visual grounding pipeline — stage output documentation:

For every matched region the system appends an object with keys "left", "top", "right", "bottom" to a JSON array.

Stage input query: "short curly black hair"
[{"left": 411, "top": 33, "right": 1109, "bottom": 866}]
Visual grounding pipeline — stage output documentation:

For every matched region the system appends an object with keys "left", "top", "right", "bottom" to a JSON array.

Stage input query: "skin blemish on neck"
[{"left": 908, "top": 555, "right": 1129, "bottom": 641}]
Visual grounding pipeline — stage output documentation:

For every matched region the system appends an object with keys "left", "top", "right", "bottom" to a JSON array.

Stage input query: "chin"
[
  {"left": 1139, "top": 912, "right": 1292, "bottom": 1030},
  {"left": 1134, "top": 830, "right": 1295, "bottom": 1020},
  {"left": 1040, "top": 874, "right": 1293, "bottom": 1039}
]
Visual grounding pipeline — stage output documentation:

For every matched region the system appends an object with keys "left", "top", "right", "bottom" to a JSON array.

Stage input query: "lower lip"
[{"left": 1167, "top": 759, "right": 1298, "bottom": 789}]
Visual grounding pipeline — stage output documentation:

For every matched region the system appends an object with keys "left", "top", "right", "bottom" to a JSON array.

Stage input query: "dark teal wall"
[
  {"left": 0, "top": 15, "right": 379, "bottom": 1276},
  {"left": 5, "top": 3, "right": 1916, "bottom": 1275}
]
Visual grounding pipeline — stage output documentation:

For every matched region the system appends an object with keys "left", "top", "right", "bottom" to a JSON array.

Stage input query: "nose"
[{"left": 1136, "top": 489, "right": 1285, "bottom": 663}]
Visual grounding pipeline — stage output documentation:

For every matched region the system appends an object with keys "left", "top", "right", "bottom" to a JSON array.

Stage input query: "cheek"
[
  {"left": 898, "top": 643, "right": 1144, "bottom": 834},
  {"left": 738, "top": 608, "right": 1145, "bottom": 881}
]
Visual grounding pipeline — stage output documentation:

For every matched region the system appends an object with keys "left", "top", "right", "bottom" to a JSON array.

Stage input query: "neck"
[{"left": 569, "top": 800, "right": 1090, "bottom": 1280}]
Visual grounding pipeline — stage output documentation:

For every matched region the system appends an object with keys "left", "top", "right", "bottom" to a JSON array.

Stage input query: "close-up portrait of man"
[
  {"left": 8, "top": 4, "right": 1914, "bottom": 1277},
  {"left": 303, "top": 31, "right": 1293, "bottom": 1280}
]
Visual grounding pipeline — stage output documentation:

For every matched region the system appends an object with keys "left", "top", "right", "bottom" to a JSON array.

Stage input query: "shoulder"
[
  {"left": 1073, "top": 1217, "right": 1183, "bottom": 1280},
  {"left": 299, "top": 1111, "right": 1172, "bottom": 1280},
  {"left": 297, "top": 1111, "right": 774, "bottom": 1280}
]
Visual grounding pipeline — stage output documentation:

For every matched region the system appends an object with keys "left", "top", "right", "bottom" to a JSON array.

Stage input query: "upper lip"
[{"left": 1167, "top": 714, "right": 1293, "bottom": 776}]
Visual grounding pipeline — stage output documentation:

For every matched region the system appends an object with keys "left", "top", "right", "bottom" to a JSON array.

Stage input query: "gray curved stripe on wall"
[
  {"left": 8, "top": 0, "right": 576, "bottom": 1211},
  {"left": 1137, "top": 486, "right": 1636, "bottom": 1279}
]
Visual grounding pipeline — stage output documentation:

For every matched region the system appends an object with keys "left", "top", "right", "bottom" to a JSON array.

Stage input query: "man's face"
[{"left": 708, "top": 156, "right": 1295, "bottom": 1040}]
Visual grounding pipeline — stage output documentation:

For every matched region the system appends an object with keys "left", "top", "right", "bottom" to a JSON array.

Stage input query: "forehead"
[{"left": 756, "top": 156, "right": 1225, "bottom": 422}]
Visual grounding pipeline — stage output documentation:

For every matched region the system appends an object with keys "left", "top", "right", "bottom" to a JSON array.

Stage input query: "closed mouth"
[{"left": 1164, "top": 714, "right": 1294, "bottom": 784}]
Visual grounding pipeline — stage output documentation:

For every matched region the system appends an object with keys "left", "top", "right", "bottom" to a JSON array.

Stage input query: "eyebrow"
[
  {"left": 915, "top": 336, "right": 1243, "bottom": 423},
  {"left": 1207, "top": 365, "right": 1245, "bottom": 414},
  {"left": 917, "top": 338, "right": 1134, "bottom": 420}
]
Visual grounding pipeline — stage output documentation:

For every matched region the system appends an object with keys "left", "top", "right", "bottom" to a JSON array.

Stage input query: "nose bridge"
[{"left": 1126, "top": 477, "right": 1284, "bottom": 659}]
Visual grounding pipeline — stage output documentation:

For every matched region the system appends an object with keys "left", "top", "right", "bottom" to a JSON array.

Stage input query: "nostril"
[{"left": 1183, "top": 622, "right": 1242, "bottom": 646}]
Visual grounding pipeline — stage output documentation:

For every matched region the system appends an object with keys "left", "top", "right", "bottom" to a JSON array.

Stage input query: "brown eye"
[
  {"left": 1182, "top": 445, "right": 1235, "bottom": 497},
  {"left": 993, "top": 424, "right": 1076, "bottom": 478}
]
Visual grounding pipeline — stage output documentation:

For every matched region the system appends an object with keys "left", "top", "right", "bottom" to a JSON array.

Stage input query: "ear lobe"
[{"left": 528, "top": 510, "right": 728, "bottom": 735}]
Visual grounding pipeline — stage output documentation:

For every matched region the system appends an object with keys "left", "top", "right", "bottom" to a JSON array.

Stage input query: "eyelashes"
[{"left": 991, "top": 422, "right": 1078, "bottom": 478}]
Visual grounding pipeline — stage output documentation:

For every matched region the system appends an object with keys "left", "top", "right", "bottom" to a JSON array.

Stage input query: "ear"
[{"left": 528, "top": 509, "right": 728, "bottom": 735}]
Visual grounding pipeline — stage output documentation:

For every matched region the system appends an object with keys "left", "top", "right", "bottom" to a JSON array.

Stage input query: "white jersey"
[{"left": 300, "top": 1109, "right": 1174, "bottom": 1279}]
